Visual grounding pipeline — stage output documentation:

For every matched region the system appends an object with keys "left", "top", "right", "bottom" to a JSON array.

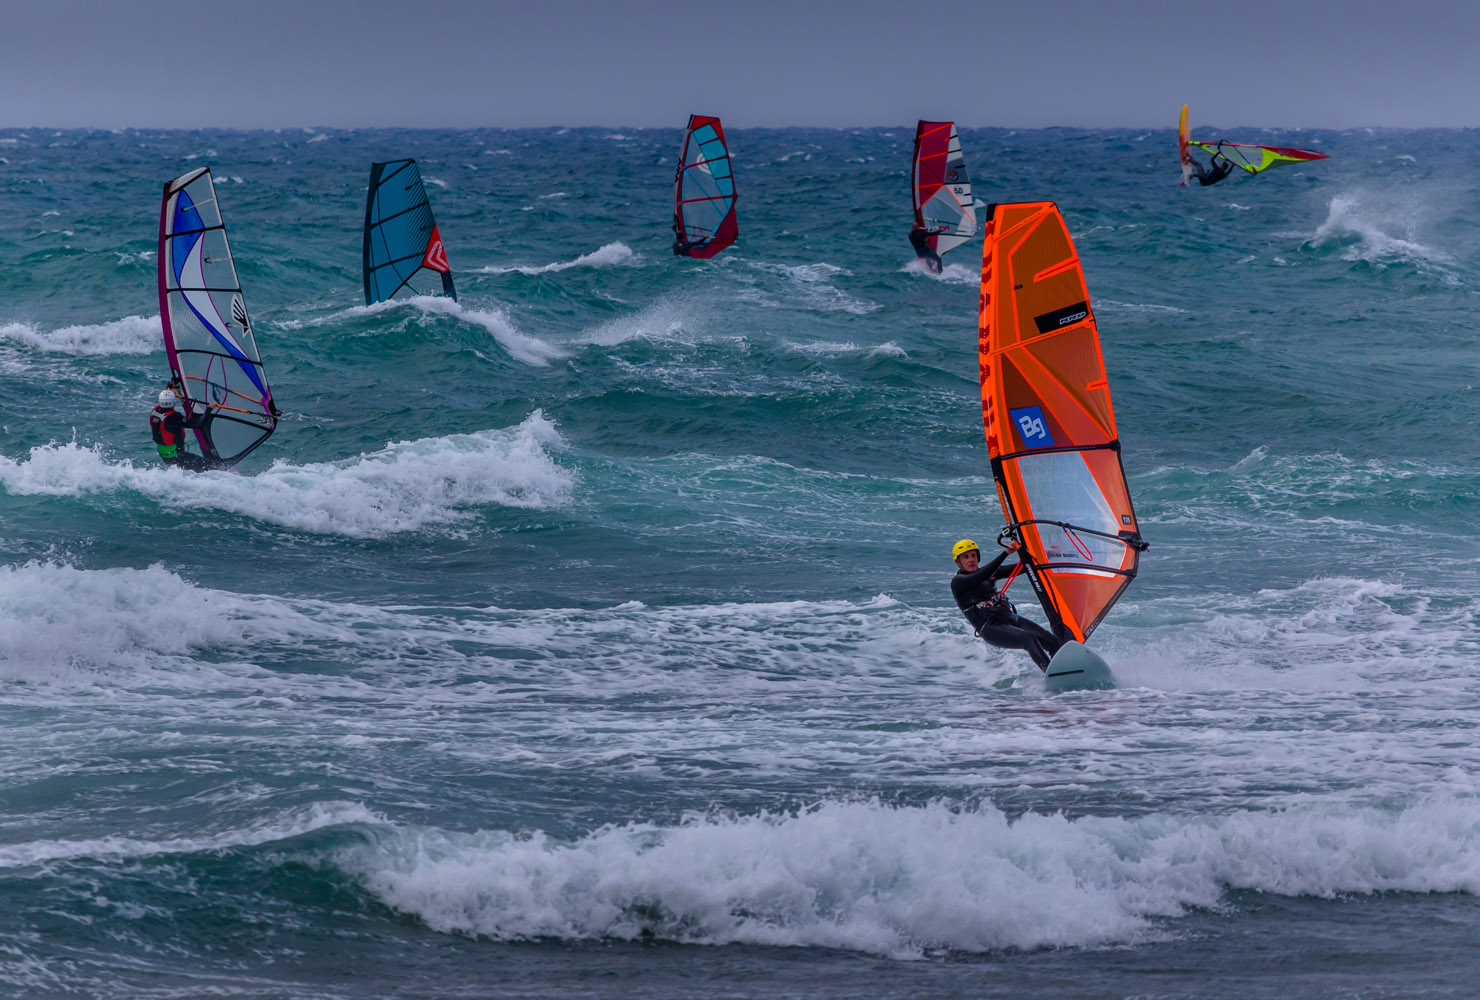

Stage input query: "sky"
[{"left": 3, "top": 0, "right": 1478, "bottom": 130}]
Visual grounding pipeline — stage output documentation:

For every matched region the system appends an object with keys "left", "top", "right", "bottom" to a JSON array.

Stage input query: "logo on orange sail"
[
  {"left": 423, "top": 226, "right": 450, "bottom": 273},
  {"left": 1009, "top": 405, "right": 1054, "bottom": 448},
  {"left": 1033, "top": 301, "right": 1090, "bottom": 334}
]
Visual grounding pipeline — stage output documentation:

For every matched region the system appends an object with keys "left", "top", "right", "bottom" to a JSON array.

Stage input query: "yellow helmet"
[{"left": 952, "top": 538, "right": 980, "bottom": 561}]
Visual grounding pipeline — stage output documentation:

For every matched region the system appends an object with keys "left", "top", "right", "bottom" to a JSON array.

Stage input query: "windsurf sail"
[
  {"left": 912, "top": 120, "right": 978, "bottom": 257},
  {"left": 157, "top": 167, "right": 277, "bottom": 468},
  {"left": 363, "top": 158, "right": 456, "bottom": 304},
  {"left": 673, "top": 114, "right": 738, "bottom": 259},
  {"left": 1185, "top": 138, "right": 1328, "bottom": 175},
  {"left": 1180, "top": 106, "right": 1327, "bottom": 179},
  {"left": 977, "top": 201, "right": 1148, "bottom": 644}
]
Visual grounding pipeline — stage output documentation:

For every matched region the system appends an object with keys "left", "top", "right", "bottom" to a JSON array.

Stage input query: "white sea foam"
[
  {"left": 0, "top": 800, "right": 376, "bottom": 867},
  {"left": 0, "top": 412, "right": 573, "bottom": 538},
  {"left": 902, "top": 258, "right": 976, "bottom": 284},
  {"left": 345, "top": 296, "right": 566, "bottom": 366},
  {"left": 788, "top": 340, "right": 907, "bottom": 359},
  {"left": 0, "top": 561, "right": 316, "bottom": 679},
  {"left": 0, "top": 314, "right": 160, "bottom": 355},
  {"left": 575, "top": 296, "right": 699, "bottom": 347},
  {"left": 1098, "top": 299, "right": 1189, "bottom": 316},
  {"left": 478, "top": 241, "right": 635, "bottom": 276},
  {"left": 754, "top": 262, "right": 879, "bottom": 314},
  {"left": 1310, "top": 192, "right": 1452, "bottom": 273},
  {"left": 349, "top": 795, "right": 1480, "bottom": 957}
]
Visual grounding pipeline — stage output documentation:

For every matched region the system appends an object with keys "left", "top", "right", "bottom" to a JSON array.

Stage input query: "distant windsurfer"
[
  {"left": 149, "top": 386, "right": 210, "bottom": 472},
  {"left": 1188, "top": 144, "right": 1235, "bottom": 187},
  {"left": 909, "top": 226, "right": 944, "bottom": 274},
  {"left": 950, "top": 538, "right": 1062, "bottom": 670}
]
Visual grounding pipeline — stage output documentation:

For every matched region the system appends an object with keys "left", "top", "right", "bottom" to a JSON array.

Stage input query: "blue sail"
[{"left": 363, "top": 159, "right": 456, "bottom": 305}]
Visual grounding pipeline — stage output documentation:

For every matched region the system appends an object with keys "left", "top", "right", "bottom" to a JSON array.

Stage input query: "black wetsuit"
[
  {"left": 673, "top": 219, "right": 697, "bottom": 257},
  {"left": 1192, "top": 156, "right": 1234, "bottom": 187},
  {"left": 951, "top": 550, "right": 1063, "bottom": 670},
  {"left": 908, "top": 228, "right": 943, "bottom": 274}
]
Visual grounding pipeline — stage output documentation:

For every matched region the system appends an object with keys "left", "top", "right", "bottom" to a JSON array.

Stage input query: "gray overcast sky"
[{"left": 3, "top": 0, "right": 1477, "bottom": 129}]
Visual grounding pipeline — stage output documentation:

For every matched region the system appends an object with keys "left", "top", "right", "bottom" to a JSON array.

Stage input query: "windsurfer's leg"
[
  {"left": 976, "top": 623, "right": 1053, "bottom": 671},
  {"left": 175, "top": 452, "right": 209, "bottom": 473},
  {"left": 1016, "top": 617, "right": 1061, "bottom": 654}
]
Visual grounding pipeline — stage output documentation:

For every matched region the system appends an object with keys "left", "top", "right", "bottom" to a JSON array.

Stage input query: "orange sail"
[{"left": 977, "top": 201, "right": 1147, "bottom": 643}]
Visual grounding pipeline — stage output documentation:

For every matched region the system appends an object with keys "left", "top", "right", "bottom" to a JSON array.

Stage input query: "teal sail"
[{"left": 363, "top": 159, "right": 456, "bottom": 305}]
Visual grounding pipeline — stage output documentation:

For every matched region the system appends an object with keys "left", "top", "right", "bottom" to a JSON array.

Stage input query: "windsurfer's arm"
[
  {"left": 990, "top": 539, "right": 1022, "bottom": 578},
  {"left": 991, "top": 560, "right": 1021, "bottom": 580}
]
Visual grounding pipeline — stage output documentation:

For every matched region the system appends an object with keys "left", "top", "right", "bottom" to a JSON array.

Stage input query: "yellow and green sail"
[{"left": 1186, "top": 139, "right": 1328, "bottom": 175}]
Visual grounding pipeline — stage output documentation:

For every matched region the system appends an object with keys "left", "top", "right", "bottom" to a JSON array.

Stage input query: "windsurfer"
[
  {"left": 1189, "top": 146, "right": 1235, "bottom": 187},
  {"left": 149, "top": 386, "right": 209, "bottom": 472},
  {"left": 909, "top": 226, "right": 944, "bottom": 273},
  {"left": 950, "top": 538, "right": 1062, "bottom": 670}
]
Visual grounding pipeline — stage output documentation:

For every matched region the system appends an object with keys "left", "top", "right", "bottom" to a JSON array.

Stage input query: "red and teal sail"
[{"left": 673, "top": 115, "right": 738, "bottom": 259}]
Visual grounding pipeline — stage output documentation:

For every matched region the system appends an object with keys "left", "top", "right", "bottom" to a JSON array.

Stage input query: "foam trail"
[
  {"left": 478, "top": 242, "right": 635, "bottom": 276},
  {"left": 0, "top": 801, "right": 377, "bottom": 868},
  {"left": 350, "top": 796, "right": 1480, "bottom": 958},
  {"left": 788, "top": 340, "right": 907, "bottom": 359},
  {"left": 342, "top": 297, "right": 566, "bottom": 366},
  {"left": 0, "top": 315, "right": 160, "bottom": 355},
  {"left": 902, "top": 258, "right": 976, "bottom": 284},
  {"left": 0, "top": 412, "right": 573, "bottom": 538}
]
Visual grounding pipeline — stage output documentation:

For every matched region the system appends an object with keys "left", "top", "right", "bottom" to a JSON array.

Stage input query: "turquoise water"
[{"left": 2, "top": 125, "right": 1480, "bottom": 997}]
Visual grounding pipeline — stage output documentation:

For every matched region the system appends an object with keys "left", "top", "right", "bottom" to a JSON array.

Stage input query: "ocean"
[{"left": 1, "top": 124, "right": 1478, "bottom": 998}]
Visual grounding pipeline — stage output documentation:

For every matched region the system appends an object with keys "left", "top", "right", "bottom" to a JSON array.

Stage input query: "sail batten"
[
  {"left": 672, "top": 115, "right": 738, "bottom": 258},
  {"left": 978, "top": 201, "right": 1145, "bottom": 644},
  {"left": 157, "top": 167, "right": 276, "bottom": 468},
  {"left": 363, "top": 158, "right": 456, "bottom": 304}
]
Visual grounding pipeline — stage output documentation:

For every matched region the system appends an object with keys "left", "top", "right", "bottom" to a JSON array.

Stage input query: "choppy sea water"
[{"left": 1, "top": 125, "right": 1479, "bottom": 998}]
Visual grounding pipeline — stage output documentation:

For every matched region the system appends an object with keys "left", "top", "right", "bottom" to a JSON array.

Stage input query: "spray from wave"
[
  {"left": 339, "top": 297, "right": 566, "bottom": 366},
  {"left": 1309, "top": 192, "right": 1452, "bottom": 273},
  {"left": 478, "top": 242, "right": 636, "bottom": 276},
  {"left": 0, "top": 315, "right": 160, "bottom": 355},
  {"left": 0, "top": 412, "right": 574, "bottom": 538}
]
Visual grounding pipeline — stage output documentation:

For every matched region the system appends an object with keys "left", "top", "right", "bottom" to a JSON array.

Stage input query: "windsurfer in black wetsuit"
[
  {"left": 149, "top": 386, "right": 211, "bottom": 472},
  {"left": 909, "top": 226, "right": 944, "bottom": 274},
  {"left": 672, "top": 217, "right": 698, "bottom": 257},
  {"left": 1188, "top": 144, "right": 1235, "bottom": 187},
  {"left": 950, "top": 538, "right": 1062, "bottom": 670}
]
